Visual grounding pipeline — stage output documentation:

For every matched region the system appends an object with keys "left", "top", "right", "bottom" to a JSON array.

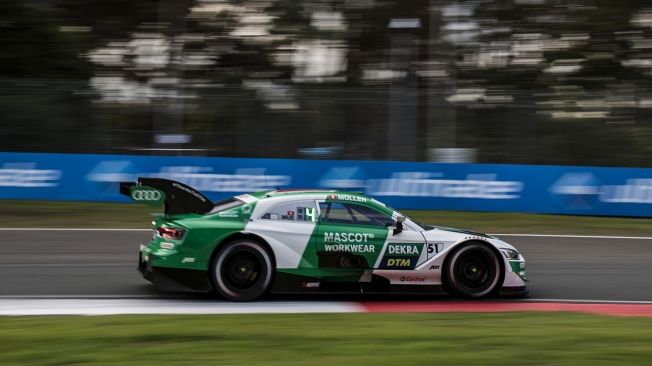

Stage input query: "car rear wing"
[{"left": 119, "top": 177, "right": 214, "bottom": 215}]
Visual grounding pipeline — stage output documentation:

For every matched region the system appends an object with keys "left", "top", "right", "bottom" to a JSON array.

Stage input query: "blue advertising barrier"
[{"left": 1, "top": 152, "right": 652, "bottom": 217}]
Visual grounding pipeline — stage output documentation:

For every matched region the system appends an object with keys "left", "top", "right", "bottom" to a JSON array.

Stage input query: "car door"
[{"left": 313, "top": 200, "right": 425, "bottom": 270}]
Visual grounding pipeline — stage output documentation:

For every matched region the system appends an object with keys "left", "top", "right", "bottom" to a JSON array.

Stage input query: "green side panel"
[
  {"left": 144, "top": 202, "right": 257, "bottom": 271},
  {"left": 303, "top": 222, "right": 389, "bottom": 269},
  {"left": 510, "top": 260, "right": 527, "bottom": 280}
]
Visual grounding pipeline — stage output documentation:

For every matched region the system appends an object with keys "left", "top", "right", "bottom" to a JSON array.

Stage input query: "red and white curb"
[
  {"left": 3, "top": 298, "right": 652, "bottom": 317},
  {"left": 360, "top": 301, "right": 652, "bottom": 317}
]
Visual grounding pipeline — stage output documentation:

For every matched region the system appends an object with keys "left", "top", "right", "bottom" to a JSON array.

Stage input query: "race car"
[{"left": 121, "top": 178, "right": 527, "bottom": 301}]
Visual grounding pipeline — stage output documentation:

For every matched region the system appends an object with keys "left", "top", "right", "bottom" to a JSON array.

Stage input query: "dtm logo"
[
  {"left": 130, "top": 187, "right": 165, "bottom": 206},
  {"left": 380, "top": 256, "right": 416, "bottom": 269},
  {"left": 386, "top": 258, "right": 411, "bottom": 267}
]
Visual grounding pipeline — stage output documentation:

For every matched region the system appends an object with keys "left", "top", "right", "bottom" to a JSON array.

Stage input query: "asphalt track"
[{"left": 2, "top": 229, "right": 651, "bottom": 302}]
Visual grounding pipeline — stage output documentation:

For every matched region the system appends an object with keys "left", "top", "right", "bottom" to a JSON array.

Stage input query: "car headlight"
[{"left": 500, "top": 248, "right": 520, "bottom": 260}]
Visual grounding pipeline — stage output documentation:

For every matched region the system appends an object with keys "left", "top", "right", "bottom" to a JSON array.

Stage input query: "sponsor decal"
[
  {"left": 429, "top": 265, "right": 440, "bottom": 270},
  {"left": 87, "top": 164, "right": 292, "bottom": 192},
  {"left": 324, "top": 243, "right": 375, "bottom": 253},
  {"left": 181, "top": 257, "right": 196, "bottom": 264},
  {"left": 387, "top": 243, "right": 421, "bottom": 256},
  {"left": 552, "top": 174, "right": 652, "bottom": 207},
  {"left": 367, "top": 172, "right": 522, "bottom": 199},
  {"left": 132, "top": 189, "right": 163, "bottom": 201},
  {"left": 327, "top": 194, "right": 367, "bottom": 203},
  {"left": 130, "top": 186, "right": 166, "bottom": 206},
  {"left": 0, "top": 163, "right": 61, "bottom": 187},
  {"left": 217, "top": 210, "right": 239, "bottom": 217},
  {"left": 241, "top": 204, "right": 252, "bottom": 214},
  {"left": 380, "top": 243, "right": 423, "bottom": 269},
  {"left": 172, "top": 182, "right": 207, "bottom": 202},
  {"left": 426, "top": 243, "right": 444, "bottom": 259},
  {"left": 601, "top": 179, "right": 652, "bottom": 203},
  {"left": 324, "top": 232, "right": 375, "bottom": 243},
  {"left": 301, "top": 282, "right": 320, "bottom": 288},
  {"left": 464, "top": 236, "right": 486, "bottom": 241},
  {"left": 159, "top": 242, "right": 175, "bottom": 250},
  {"left": 297, "top": 207, "right": 317, "bottom": 222},
  {"left": 400, "top": 276, "right": 426, "bottom": 282},
  {"left": 387, "top": 258, "right": 411, "bottom": 267},
  {"left": 380, "top": 256, "right": 417, "bottom": 269},
  {"left": 509, "top": 261, "right": 527, "bottom": 280}
]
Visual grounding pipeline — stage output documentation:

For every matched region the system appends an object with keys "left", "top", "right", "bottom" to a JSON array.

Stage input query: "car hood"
[
  {"left": 430, "top": 226, "right": 496, "bottom": 239},
  {"left": 422, "top": 226, "right": 516, "bottom": 250}
]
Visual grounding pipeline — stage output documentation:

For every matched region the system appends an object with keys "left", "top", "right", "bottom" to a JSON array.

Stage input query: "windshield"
[
  {"left": 398, "top": 211, "right": 434, "bottom": 231},
  {"left": 209, "top": 197, "right": 245, "bottom": 214},
  {"left": 369, "top": 198, "right": 433, "bottom": 231}
]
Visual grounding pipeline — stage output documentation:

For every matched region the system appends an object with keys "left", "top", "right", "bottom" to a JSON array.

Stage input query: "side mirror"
[{"left": 392, "top": 215, "right": 405, "bottom": 235}]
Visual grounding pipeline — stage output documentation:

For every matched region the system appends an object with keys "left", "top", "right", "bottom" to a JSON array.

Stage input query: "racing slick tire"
[
  {"left": 211, "top": 239, "right": 274, "bottom": 301},
  {"left": 444, "top": 242, "right": 503, "bottom": 298}
]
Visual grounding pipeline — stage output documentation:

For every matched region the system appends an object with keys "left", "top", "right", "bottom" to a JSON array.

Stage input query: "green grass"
[
  {"left": 0, "top": 199, "right": 649, "bottom": 235},
  {"left": 1, "top": 313, "right": 652, "bottom": 365}
]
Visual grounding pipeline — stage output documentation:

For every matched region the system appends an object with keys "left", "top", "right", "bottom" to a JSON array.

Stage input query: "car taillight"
[{"left": 156, "top": 227, "right": 185, "bottom": 240}]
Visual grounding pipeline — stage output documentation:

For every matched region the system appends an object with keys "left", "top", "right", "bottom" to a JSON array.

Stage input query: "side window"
[
  {"left": 319, "top": 202, "right": 393, "bottom": 227},
  {"left": 260, "top": 201, "right": 318, "bottom": 222}
]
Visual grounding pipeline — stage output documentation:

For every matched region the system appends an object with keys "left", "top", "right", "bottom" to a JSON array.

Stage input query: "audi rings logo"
[{"left": 132, "top": 190, "right": 163, "bottom": 201}]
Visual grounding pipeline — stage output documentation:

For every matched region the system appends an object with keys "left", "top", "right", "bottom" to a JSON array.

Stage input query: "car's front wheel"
[
  {"left": 445, "top": 242, "right": 503, "bottom": 298},
  {"left": 211, "top": 239, "right": 274, "bottom": 301}
]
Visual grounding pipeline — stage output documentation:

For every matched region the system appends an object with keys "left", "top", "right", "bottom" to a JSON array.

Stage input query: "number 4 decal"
[{"left": 426, "top": 243, "right": 444, "bottom": 260}]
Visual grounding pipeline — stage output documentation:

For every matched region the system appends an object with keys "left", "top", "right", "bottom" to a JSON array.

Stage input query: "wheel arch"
[
  {"left": 211, "top": 231, "right": 274, "bottom": 264},
  {"left": 208, "top": 231, "right": 276, "bottom": 291},
  {"left": 441, "top": 239, "right": 506, "bottom": 292}
]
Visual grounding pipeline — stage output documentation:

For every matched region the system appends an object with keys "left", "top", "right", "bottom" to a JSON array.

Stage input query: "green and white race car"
[{"left": 121, "top": 178, "right": 527, "bottom": 301}]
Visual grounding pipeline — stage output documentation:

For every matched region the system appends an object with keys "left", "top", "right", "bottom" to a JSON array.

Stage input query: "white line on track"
[
  {"left": 492, "top": 233, "right": 652, "bottom": 240},
  {"left": 3, "top": 295, "right": 652, "bottom": 303},
  {"left": 0, "top": 228, "right": 650, "bottom": 240},
  {"left": 3, "top": 297, "right": 652, "bottom": 315},
  {"left": 0, "top": 299, "right": 364, "bottom": 316},
  {"left": 524, "top": 298, "right": 652, "bottom": 304}
]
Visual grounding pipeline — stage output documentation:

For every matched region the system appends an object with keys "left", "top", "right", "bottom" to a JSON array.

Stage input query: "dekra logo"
[{"left": 387, "top": 244, "right": 420, "bottom": 255}]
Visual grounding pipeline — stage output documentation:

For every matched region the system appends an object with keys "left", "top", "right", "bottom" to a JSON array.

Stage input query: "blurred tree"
[{"left": 1, "top": 0, "right": 652, "bottom": 166}]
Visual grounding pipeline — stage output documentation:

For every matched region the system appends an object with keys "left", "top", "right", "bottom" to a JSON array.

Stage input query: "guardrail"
[{"left": 1, "top": 152, "right": 651, "bottom": 217}]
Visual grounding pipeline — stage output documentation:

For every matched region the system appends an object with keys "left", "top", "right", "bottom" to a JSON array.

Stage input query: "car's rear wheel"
[
  {"left": 211, "top": 239, "right": 274, "bottom": 301},
  {"left": 445, "top": 242, "right": 503, "bottom": 298}
]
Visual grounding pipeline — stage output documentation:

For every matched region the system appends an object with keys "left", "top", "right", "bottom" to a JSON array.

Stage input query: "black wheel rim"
[
  {"left": 221, "top": 251, "right": 262, "bottom": 291},
  {"left": 454, "top": 248, "right": 497, "bottom": 292}
]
